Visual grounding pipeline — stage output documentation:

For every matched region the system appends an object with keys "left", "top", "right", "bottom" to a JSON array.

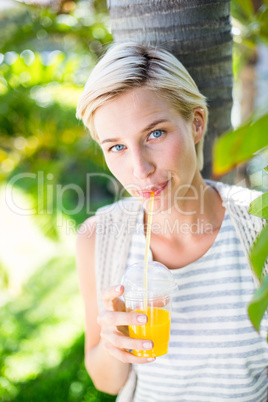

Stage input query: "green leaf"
[
  {"left": 249, "top": 192, "right": 268, "bottom": 219},
  {"left": 264, "top": 166, "right": 268, "bottom": 173},
  {"left": 248, "top": 274, "right": 268, "bottom": 332},
  {"left": 259, "top": 7, "right": 268, "bottom": 41},
  {"left": 249, "top": 224, "right": 268, "bottom": 280},
  {"left": 213, "top": 113, "right": 268, "bottom": 175},
  {"left": 233, "top": 0, "right": 255, "bottom": 19}
]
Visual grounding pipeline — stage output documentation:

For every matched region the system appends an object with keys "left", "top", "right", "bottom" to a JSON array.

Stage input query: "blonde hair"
[{"left": 76, "top": 42, "right": 208, "bottom": 170}]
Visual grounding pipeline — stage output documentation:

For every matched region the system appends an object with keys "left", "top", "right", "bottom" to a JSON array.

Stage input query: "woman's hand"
[{"left": 97, "top": 285, "right": 155, "bottom": 364}]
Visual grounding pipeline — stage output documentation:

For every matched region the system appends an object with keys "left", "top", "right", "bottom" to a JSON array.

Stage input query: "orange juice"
[{"left": 129, "top": 307, "right": 171, "bottom": 357}]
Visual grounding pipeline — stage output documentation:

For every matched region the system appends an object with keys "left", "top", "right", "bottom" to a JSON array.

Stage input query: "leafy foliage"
[
  {"left": 247, "top": 274, "right": 268, "bottom": 332},
  {"left": 249, "top": 223, "right": 268, "bottom": 281},
  {"left": 231, "top": 0, "right": 268, "bottom": 45},
  {"left": 0, "top": 255, "right": 116, "bottom": 401},
  {"left": 11, "top": 335, "right": 115, "bottom": 402},
  {"left": 0, "top": 0, "right": 115, "bottom": 241},
  {"left": 213, "top": 113, "right": 268, "bottom": 176},
  {"left": 0, "top": 1, "right": 118, "bottom": 400},
  {"left": 214, "top": 0, "right": 268, "bottom": 338},
  {"left": 249, "top": 191, "right": 268, "bottom": 219}
]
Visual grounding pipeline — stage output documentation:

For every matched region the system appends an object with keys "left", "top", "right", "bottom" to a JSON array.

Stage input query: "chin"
[{"left": 141, "top": 195, "right": 173, "bottom": 215}]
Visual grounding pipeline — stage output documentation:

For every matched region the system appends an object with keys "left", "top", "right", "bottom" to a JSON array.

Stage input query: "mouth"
[{"left": 136, "top": 180, "right": 170, "bottom": 199}]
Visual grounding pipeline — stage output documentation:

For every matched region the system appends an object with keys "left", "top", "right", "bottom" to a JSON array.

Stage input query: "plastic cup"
[{"left": 121, "top": 261, "right": 177, "bottom": 358}]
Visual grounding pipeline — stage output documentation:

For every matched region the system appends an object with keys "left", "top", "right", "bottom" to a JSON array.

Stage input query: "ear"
[{"left": 192, "top": 108, "right": 205, "bottom": 144}]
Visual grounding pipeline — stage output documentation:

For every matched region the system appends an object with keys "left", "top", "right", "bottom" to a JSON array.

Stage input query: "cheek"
[
  {"left": 168, "top": 136, "right": 196, "bottom": 171},
  {"left": 105, "top": 157, "right": 130, "bottom": 185},
  {"left": 167, "top": 137, "right": 186, "bottom": 161}
]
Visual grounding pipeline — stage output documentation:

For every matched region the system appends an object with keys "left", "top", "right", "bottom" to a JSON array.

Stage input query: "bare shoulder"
[{"left": 76, "top": 215, "right": 97, "bottom": 245}]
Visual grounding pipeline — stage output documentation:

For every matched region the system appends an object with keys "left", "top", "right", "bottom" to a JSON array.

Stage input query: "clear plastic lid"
[{"left": 121, "top": 261, "right": 177, "bottom": 299}]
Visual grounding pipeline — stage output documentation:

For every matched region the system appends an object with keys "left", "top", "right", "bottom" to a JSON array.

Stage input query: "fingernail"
[
  {"left": 137, "top": 315, "right": 147, "bottom": 323},
  {"left": 115, "top": 285, "right": 122, "bottom": 292},
  {"left": 147, "top": 358, "right": 155, "bottom": 362},
  {"left": 143, "top": 341, "right": 152, "bottom": 349}
]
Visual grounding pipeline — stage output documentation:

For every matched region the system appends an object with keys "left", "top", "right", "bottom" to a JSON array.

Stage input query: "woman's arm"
[{"left": 76, "top": 216, "right": 153, "bottom": 395}]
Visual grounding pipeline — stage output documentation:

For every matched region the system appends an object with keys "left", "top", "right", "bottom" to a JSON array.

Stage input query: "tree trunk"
[{"left": 107, "top": 0, "right": 233, "bottom": 179}]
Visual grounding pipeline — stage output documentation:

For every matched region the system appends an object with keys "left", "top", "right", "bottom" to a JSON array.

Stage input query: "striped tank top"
[{"left": 125, "top": 208, "right": 268, "bottom": 402}]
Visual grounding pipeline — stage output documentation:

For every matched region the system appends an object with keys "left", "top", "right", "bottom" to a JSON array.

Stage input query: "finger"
[
  {"left": 101, "top": 328, "right": 154, "bottom": 352},
  {"left": 101, "top": 285, "right": 124, "bottom": 302},
  {"left": 103, "top": 341, "right": 155, "bottom": 364},
  {"left": 149, "top": 296, "right": 170, "bottom": 308},
  {"left": 101, "top": 285, "right": 125, "bottom": 312},
  {"left": 98, "top": 311, "right": 147, "bottom": 327}
]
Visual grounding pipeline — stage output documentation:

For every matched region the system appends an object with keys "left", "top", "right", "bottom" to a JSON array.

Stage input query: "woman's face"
[{"left": 94, "top": 87, "right": 204, "bottom": 213}]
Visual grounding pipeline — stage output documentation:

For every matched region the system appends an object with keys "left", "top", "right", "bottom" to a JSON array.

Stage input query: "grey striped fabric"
[{"left": 126, "top": 210, "right": 268, "bottom": 402}]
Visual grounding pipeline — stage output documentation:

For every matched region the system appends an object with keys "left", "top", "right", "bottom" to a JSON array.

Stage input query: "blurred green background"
[
  {"left": 0, "top": 0, "right": 268, "bottom": 401},
  {"left": 0, "top": 0, "right": 117, "bottom": 400}
]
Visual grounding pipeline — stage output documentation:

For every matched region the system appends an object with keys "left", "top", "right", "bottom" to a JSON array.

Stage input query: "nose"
[{"left": 132, "top": 149, "right": 155, "bottom": 180}]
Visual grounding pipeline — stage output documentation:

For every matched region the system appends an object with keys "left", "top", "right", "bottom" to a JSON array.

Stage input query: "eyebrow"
[{"left": 100, "top": 119, "right": 169, "bottom": 145}]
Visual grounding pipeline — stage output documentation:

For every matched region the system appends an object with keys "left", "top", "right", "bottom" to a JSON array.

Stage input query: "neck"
[{"left": 146, "top": 171, "right": 224, "bottom": 238}]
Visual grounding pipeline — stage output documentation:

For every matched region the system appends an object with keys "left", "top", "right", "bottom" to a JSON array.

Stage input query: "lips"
[{"left": 136, "top": 180, "right": 170, "bottom": 198}]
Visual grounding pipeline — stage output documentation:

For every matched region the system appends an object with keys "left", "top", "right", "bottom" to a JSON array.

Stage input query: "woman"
[{"left": 76, "top": 42, "right": 268, "bottom": 401}]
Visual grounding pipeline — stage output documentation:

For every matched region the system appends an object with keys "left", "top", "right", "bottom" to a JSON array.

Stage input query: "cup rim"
[
  {"left": 123, "top": 291, "right": 173, "bottom": 301},
  {"left": 123, "top": 281, "right": 177, "bottom": 296}
]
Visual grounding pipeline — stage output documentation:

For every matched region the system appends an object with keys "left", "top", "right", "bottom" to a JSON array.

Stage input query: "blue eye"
[
  {"left": 110, "top": 144, "right": 126, "bottom": 152},
  {"left": 149, "top": 130, "right": 164, "bottom": 139}
]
